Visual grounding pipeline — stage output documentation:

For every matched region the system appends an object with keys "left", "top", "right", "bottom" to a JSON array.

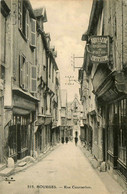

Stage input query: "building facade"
[
  {"left": 60, "top": 89, "right": 67, "bottom": 141},
  {"left": 66, "top": 102, "right": 73, "bottom": 140},
  {"left": 71, "top": 95, "right": 81, "bottom": 139},
  {"left": 0, "top": 0, "right": 61, "bottom": 164},
  {"left": 79, "top": 0, "right": 127, "bottom": 187},
  {"left": 0, "top": 0, "right": 12, "bottom": 163}
]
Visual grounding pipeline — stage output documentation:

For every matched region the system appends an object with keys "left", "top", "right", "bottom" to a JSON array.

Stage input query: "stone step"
[
  {"left": 0, "top": 168, "right": 14, "bottom": 177},
  {"left": 17, "top": 162, "right": 27, "bottom": 167}
]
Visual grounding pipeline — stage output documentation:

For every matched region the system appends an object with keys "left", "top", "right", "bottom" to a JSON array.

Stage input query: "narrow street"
[{"left": 0, "top": 142, "right": 123, "bottom": 194}]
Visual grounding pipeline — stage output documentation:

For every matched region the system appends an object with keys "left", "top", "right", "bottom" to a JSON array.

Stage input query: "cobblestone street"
[{"left": 0, "top": 142, "right": 124, "bottom": 194}]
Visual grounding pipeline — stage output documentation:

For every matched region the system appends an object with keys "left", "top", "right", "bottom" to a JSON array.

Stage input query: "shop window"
[
  {"left": 8, "top": 126, "right": 16, "bottom": 156},
  {"left": 118, "top": 99, "right": 127, "bottom": 164},
  {"left": 35, "top": 129, "right": 42, "bottom": 152},
  {"left": 108, "top": 104, "right": 114, "bottom": 153},
  {"left": 94, "top": 121, "right": 98, "bottom": 144},
  {"left": 108, "top": 126, "right": 114, "bottom": 153},
  {"left": 1, "top": 66, "right": 5, "bottom": 80},
  {"left": 20, "top": 116, "right": 28, "bottom": 149},
  {"left": 21, "top": 125, "right": 27, "bottom": 149}
]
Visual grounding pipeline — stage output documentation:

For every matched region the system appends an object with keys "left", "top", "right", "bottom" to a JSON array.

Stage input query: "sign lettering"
[{"left": 89, "top": 36, "right": 109, "bottom": 63}]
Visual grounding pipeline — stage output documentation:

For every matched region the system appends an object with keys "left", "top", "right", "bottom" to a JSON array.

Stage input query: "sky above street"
[{"left": 31, "top": 0, "right": 93, "bottom": 102}]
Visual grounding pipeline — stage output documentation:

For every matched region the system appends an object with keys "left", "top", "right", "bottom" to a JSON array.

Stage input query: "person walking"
[
  {"left": 74, "top": 136, "right": 78, "bottom": 146},
  {"left": 61, "top": 137, "right": 64, "bottom": 144},
  {"left": 65, "top": 136, "right": 68, "bottom": 144}
]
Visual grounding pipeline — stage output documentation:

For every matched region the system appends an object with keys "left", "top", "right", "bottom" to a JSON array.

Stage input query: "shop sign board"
[{"left": 89, "top": 36, "right": 109, "bottom": 63}]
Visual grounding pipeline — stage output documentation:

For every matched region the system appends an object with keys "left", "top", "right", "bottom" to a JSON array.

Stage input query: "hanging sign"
[{"left": 89, "top": 36, "right": 109, "bottom": 63}]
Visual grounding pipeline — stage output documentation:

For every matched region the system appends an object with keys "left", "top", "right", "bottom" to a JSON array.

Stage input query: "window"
[
  {"left": 20, "top": 116, "right": 28, "bottom": 149},
  {"left": 118, "top": 99, "right": 127, "bottom": 164},
  {"left": 19, "top": 54, "right": 37, "bottom": 93},
  {"left": 43, "top": 65, "right": 46, "bottom": 71},
  {"left": 50, "top": 97, "right": 52, "bottom": 113},
  {"left": 30, "top": 65, "right": 37, "bottom": 93},
  {"left": 108, "top": 104, "right": 114, "bottom": 153},
  {"left": 52, "top": 64, "right": 54, "bottom": 83},
  {"left": 45, "top": 93, "right": 48, "bottom": 111},
  {"left": 19, "top": 54, "right": 25, "bottom": 89},
  {"left": 26, "top": 10, "right": 29, "bottom": 39},
  {"left": 18, "top": 0, "right": 22, "bottom": 31},
  {"left": 19, "top": 54, "right": 29, "bottom": 91},
  {"left": 8, "top": 126, "right": 16, "bottom": 156},
  {"left": 25, "top": 61, "right": 29, "bottom": 90},
  {"left": 94, "top": 121, "right": 98, "bottom": 144},
  {"left": 61, "top": 118, "right": 66, "bottom": 126},
  {"left": 49, "top": 57, "right": 51, "bottom": 78},
  {"left": 30, "top": 18, "right": 36, "bottom": 48},
  {"left": 21, "top": 125, "right": 27, "bottom": 149},
  {"left": 1, "top": 14, "right": 6, "bottom": 64},
  {"left": 18, "top": 0, "right": 29, "bottom": 39}
]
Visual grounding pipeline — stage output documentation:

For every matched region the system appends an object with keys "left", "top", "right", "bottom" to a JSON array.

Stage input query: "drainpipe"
[{"left": 121, "top": 0, "right": 123, "bottom": 69}]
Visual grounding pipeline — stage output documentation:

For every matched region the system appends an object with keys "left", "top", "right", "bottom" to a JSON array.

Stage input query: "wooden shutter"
[
  {"left": 26, "top": 10, "right": 29, "bottom": 40},
  {"left": 31, "top": 65, "right": 37, "bottom": 93},
  {"left": 25, "top": 61, "right": 29, "bottom": 91},
  {"left": 19, "top": 54, "right": 23, "bottom": 88},
  {"left": 52, "top": 64, "right": 54, "bottom": 83},
  {"left": 19, "top": 55, "right": 25, "bottom": 89},
  {"left": 49, "top": 57, "right": 51, "bottom": 78},
  {"left": 31, "top": 19, "right": 36, "bottom": 47},
  {"left": 18, "top": 0, "right": 22, "bottom": 31}
]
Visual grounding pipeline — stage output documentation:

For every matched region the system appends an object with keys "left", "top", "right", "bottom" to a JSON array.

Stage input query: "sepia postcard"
[{"left": 0, "top": 0, "right": 127, "bottom": 193}]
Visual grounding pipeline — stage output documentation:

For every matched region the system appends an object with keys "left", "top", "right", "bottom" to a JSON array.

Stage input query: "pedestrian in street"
[
  {"left": 65, "top": 136, "right": 68, "bottom": 144},
  {"left": 61, "top": 137, "right": 64, "bottom": 144},
  {"left": 74, "top": 136, "right": 78, "bottom": 146}
]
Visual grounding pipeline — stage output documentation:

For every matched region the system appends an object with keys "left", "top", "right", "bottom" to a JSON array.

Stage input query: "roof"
[{"left": 82, "top": 0, "right": 103, "bottom": 39}]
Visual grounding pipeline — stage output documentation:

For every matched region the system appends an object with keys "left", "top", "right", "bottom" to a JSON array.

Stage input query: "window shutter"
[
  {"left": 19, "top": 55, "right": 25, "bottom": 88},
  {"left": 52, "top": 65, "right": 54, "bottom": 83},
  {"left": 25, "top": 61, "right": 29, "bottom": 91},
  {"left": 31, "top": 65, "right": 37, "bottom": 93},
  {"left": 49, "top": 57, "right": 51, "bottom": 78},
  {"left": 31, "top": 19, "right": 36, "bottom": 47},
  {"left": 26, "top": 10, "right": 29, "bottom": 40},
  {"left": 18, "top": 0, "right": 22, "bottom": 31}
]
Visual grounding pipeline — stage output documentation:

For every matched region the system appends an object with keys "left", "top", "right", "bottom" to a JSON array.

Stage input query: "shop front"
[
  {"left": 8, "top": 115, "right": 31, "bottom": 161},
  {"left": 93, "top": 70, "right": 127, "bottom": 181},
  {"left": 107, "top": 98, "right": 127, "bottom": 180},
  {"left": 9, "top": 89, "right": 38, "bottom": 162},
  {"left": 44, "top": 116, "right": 52, "bottom": 149},
  {"left": 35, "top": 116, "right": 45, "bottom": 154}
]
